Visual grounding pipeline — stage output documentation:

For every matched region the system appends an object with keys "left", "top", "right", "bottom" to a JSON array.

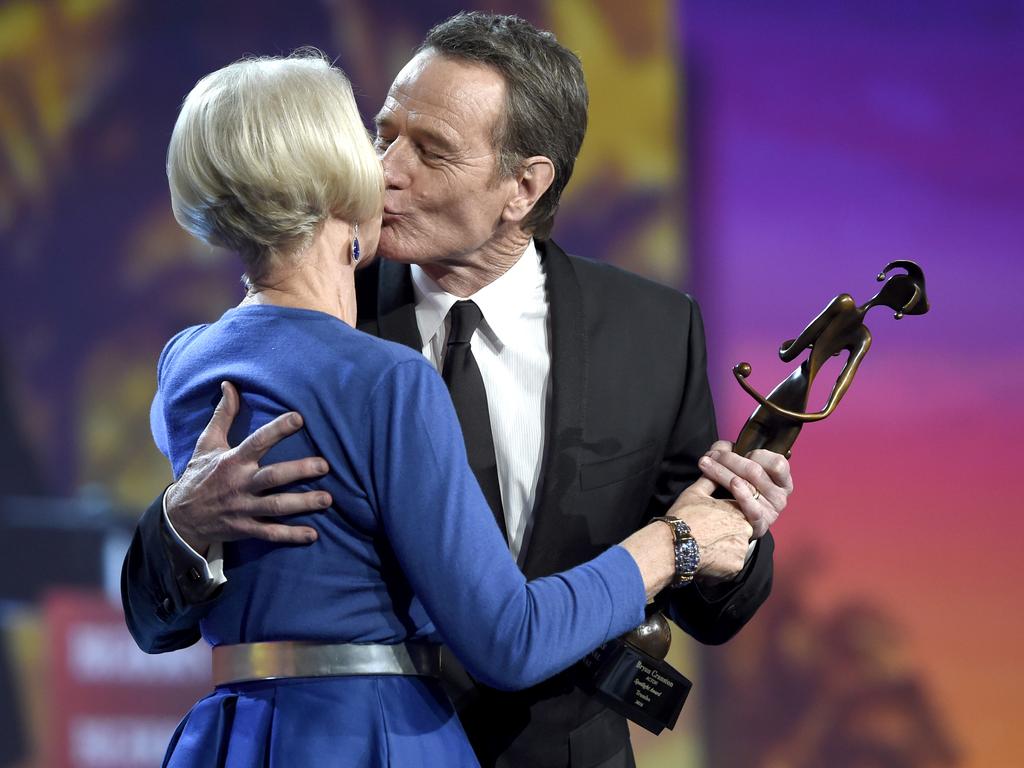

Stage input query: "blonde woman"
[{"left": 148, "top": 51, "right": 702, "bottom": 767}]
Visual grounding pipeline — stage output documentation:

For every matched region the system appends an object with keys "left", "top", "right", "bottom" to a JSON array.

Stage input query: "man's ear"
[{"left": 502, "top": 156, "right": 555, "bottom": 225}]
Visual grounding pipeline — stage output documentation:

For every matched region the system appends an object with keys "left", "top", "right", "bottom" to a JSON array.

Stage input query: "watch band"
[{"left": 651, "top": 516, "right": 700, "bottom": 587}]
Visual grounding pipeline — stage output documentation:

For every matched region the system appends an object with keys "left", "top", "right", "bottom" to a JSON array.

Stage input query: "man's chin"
[
  {"left": 375, "top": 240, "right": 420, "bottom": 265},
  {"left": 378, "top": 225, "right": 443, "bottom": 266},
  {"left": 354, "top": 247, "right": 379, "bottom": 270}
]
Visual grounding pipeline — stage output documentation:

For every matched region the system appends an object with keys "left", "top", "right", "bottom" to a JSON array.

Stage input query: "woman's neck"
[{"left": 240, "top": 218, "right": 357, "bottom": 326}]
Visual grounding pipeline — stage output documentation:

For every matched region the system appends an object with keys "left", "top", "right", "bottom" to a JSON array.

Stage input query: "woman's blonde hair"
[{"left": 167, "top": 50, "right": 383, "bottom": 280}]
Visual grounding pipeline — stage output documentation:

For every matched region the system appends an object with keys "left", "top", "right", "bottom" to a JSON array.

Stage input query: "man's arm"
[
  {"left": 121, "top": 493, "right": 215, "bottom": 653},
  {"left": 660, "top": 467, "right": 784, "bottom": 645},
  {"left": 121, "top": 382, "right": 332, "bottom": 653},
  {"left": 648, "top": 298, "right": 792, "bottom": 644}
]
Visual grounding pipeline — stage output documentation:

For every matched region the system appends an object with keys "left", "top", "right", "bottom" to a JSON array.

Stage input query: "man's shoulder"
[{"left": 545, "top": 241, "right": 699, "bottom": 317}]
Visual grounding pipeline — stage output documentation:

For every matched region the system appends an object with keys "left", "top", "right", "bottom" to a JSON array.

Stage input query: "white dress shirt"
[{"left": 411, "top": 239, "right": 550, "bottom": 561}]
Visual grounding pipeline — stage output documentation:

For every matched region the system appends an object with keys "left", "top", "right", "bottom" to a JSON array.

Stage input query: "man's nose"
[{"left": 381, "top": 140, "right": 411, "bottom": 190}]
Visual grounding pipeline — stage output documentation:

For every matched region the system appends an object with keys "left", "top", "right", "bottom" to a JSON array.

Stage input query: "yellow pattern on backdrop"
[
  {"left": 550, "top": 0, "right": 687, "bottom": 286},
  {"left": 0, "top": 0, "right": 127, "bottom": 232}
]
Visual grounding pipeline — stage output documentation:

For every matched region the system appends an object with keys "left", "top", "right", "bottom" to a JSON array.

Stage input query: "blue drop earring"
[{"left": 352, "top": 223, "right": 361, "bottom": 263}]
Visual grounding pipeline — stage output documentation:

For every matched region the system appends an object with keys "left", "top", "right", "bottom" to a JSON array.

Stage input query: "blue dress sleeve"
[
  {"left": 150, "top": 330, "right": 185, "bottom": 462},
  {"left": 150, "top": 325, "right": 209, "bottom": 468},
  {"left": 366, "top": 359, "right": 646, "bottom": 691}
]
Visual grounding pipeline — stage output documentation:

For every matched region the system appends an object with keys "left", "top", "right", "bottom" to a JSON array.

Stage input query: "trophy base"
[{"left": 581, "top": 639, "right": 692, "bottom": 735}]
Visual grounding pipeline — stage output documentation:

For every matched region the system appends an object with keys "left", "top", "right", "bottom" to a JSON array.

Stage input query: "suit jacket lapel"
[
  {"left": 358, "top": 259, "right": 421, "bottom": 350},
  {"left": 519, "top": 240, "right": 587, "bottom": 577}
]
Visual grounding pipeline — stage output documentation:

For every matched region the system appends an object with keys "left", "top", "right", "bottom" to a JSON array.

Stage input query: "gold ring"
[{"left": 750, "top": 486, "right": 760, "bottom": 501}]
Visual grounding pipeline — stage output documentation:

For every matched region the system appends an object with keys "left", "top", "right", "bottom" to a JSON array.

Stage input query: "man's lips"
[{"left": 382, "top": 209, "right": 404, "bottom": 226}]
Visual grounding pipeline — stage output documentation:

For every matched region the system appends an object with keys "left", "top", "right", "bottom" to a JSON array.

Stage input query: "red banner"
[{"left": 44, "top": 591, "right": 210, "bottom": 768}]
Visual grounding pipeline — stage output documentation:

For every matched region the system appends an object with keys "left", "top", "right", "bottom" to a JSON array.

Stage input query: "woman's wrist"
[{"left": 619, "top": 522, "right": 676, "bottom": 601}]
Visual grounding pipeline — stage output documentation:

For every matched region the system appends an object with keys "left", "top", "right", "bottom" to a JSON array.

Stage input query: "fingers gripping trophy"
[{"left": 584, "top": 261, "right": 930, "bottom": 735}]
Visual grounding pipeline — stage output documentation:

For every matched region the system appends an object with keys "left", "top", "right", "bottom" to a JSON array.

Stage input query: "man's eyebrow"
[
  {"left": 375, "top": 112, "right": 459, "bottom": 153},
  {"left": 412, "top": 123, "right": 458, "bottom": 153}
]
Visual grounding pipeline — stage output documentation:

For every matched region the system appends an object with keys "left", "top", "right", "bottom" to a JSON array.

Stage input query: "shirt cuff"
[
  {"left": 722, "top": 540, "right": 758, "bottom": 581},
  {"left": 744, "top": 539, "right": 757, "bottom": 566},
  {"left": 162, "top": 492, "right": 227, "bottom": 586}
]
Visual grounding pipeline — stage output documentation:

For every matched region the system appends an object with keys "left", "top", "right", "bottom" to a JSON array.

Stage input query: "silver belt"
[{"left": 212, "top": 641, "right": 443, "bottom": 687}]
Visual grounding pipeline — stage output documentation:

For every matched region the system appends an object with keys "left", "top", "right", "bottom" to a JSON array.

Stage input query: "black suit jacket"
[{"left": 121, "top": 239, "right": 773, "bottom": 768}]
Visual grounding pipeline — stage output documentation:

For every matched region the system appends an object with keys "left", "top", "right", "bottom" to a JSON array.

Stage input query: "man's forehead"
[{"left": 376, "top": 51, "right": 505, "bottom": 136}]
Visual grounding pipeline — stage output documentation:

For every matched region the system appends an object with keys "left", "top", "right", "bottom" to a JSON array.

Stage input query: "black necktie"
[{"left": 441, "top": 300, "right": 507, "bottom": 541}]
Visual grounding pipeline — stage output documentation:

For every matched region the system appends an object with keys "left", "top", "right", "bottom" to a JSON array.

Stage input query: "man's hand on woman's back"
[{"left": 165, "top": 381, "right": 332, "bottom": 554}]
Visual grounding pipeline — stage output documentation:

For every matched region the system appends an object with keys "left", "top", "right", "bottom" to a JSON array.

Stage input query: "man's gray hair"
[{"left": 420, "top": 12, "right": 587, "bottom": 240}]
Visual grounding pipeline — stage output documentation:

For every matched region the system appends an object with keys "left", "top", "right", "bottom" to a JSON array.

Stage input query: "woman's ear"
[{"left": 502, "top": 156, "right": 555, "bottom": 225}]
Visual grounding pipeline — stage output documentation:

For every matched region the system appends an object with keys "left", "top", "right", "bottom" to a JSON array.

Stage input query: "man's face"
[{"left": 373, "top": 50, "right": 516, "bottom": 267}]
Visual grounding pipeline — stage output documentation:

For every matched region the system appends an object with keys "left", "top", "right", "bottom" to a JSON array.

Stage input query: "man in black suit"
[{"left": 122, "top": 13, "right": 793, "bottom": 768}]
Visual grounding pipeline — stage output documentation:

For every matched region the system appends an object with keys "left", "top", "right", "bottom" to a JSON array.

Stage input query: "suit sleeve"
[
  {"left": 367, "top": 359, "right": 646, "bottom": 690},
  {"left": 120, "top": 491, "right": 222, "bottom": 653},
  {"left": 648, "top": 297, "right": 775, "bottom": 645}
]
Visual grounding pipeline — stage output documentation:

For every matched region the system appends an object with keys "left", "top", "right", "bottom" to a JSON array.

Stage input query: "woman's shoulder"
[
  {"left": 355, "top": 335, "right": 441, "bottom": 402},
  {"left": 156, "top": 323, "right": 210, "bottom": 381},
  {"left": 154, "top": 304, "right": 436, "bottom": 401},
  {"left": 157, "top": 304, "right": 404, "bottom": 366}
]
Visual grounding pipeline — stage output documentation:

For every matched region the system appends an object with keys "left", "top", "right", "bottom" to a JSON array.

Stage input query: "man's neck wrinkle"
[
  {"left": 421, "top": 236, "right": 530, "bottom": 298},
  {"left": 423, "top": 263, "right": 504, "bottom": 298}
]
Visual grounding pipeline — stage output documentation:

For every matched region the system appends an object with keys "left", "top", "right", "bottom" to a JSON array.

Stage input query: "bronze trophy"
[{"left": 583, "top": 260, "right": 929, "bottom": 734}]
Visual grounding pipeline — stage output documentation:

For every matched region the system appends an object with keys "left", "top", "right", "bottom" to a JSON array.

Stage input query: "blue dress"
[{"left": 151, "top": 305, "right": 645, "bottom": 767}]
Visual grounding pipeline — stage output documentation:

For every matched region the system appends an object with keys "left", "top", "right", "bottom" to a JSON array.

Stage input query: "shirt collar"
[{"left": 410, "top": 239, "right": 543, "bottom": 349}]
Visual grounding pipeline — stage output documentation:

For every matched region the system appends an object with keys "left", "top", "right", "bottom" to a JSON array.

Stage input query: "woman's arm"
[{"left": 367, "top": 359, "right": 650, "bottom": 690}]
